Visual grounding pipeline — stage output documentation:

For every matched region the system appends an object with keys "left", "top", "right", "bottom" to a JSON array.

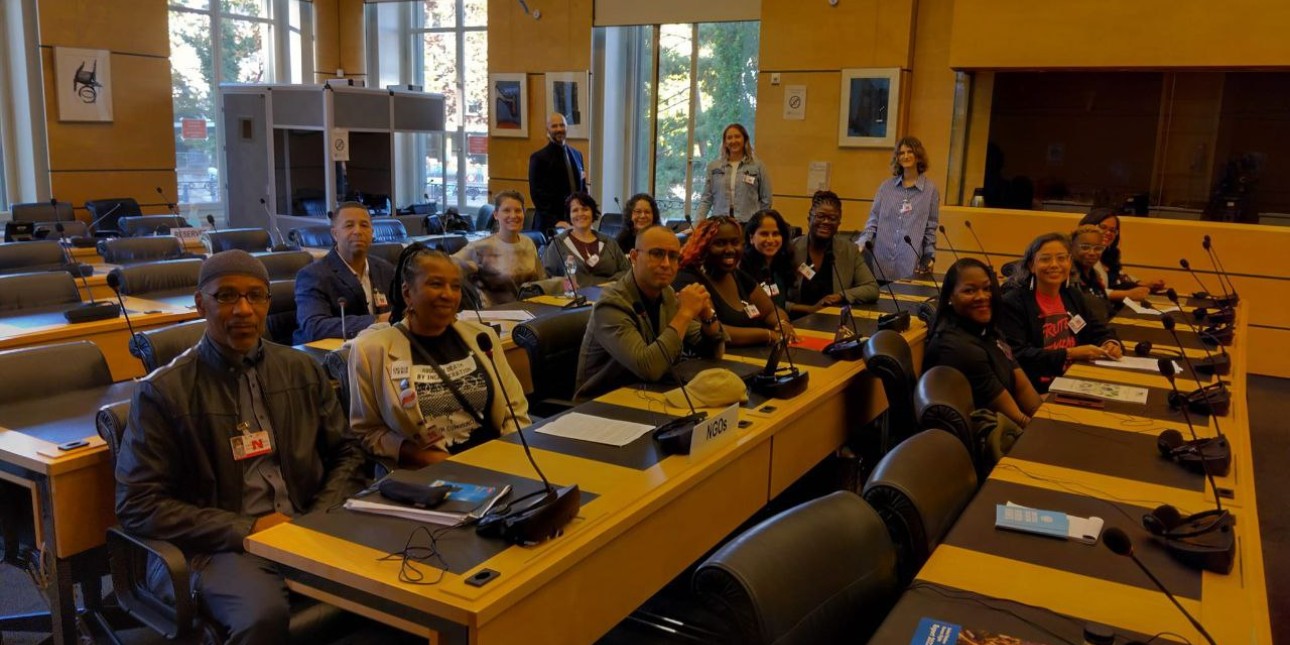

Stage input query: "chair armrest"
[{"left": 106, "top": 527, "right": 194, "bottom": 639}]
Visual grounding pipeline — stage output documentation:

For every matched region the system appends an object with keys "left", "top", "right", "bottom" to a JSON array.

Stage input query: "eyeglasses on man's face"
[
  {"left": 643, "top": 248, "right": 682, "bottom": 263},
  {"left": 205, "top": 289, "right": 271, "bottom": 306}
]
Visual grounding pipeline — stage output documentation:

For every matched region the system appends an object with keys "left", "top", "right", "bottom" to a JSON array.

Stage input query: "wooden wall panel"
[
  {"left": 37, "top": 0, "right": 168, "bottom": 57},
  {"left": 487, "top": 75, "right": 591, "bottom": 209},
  {"left": 759, "top": 0, "right": 915, "bottom": 72},
  {"left": 489, "top": 0, "right": 593, "bottom": 73}
]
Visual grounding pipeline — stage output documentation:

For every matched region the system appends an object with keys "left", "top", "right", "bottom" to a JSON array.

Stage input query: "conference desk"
[
  {"left": 870, "top": 302, "right": 1270, "bottom": 643},
  {"left": 0, "top": 296, "right": 201, "bottom": 381},
  {"left": 246, "top": 299, "right": 929, "bottom": 644}
]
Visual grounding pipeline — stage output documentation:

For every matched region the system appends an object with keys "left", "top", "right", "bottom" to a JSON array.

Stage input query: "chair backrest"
[
  {"left": 119, "top": 215, "right": 191, "bottom": 237},
  {"left": 264, "top": 279, "right": 297, "bottom": 344},
  {"left": 252, "top": 250, "right": 314, "bottom": 280},
  {"left": 12, "top": 201, "right": 75, "bottom": 222},
  {"left": 130, "top": 319, "right": 205, "bottom": 373},
  {"left": 96, "top": 399, "right": 131, "bottom": 459},
  {"left": 521, "top": 230, "right": 547, "bottom": 254},
  {"left": 598, "top": 212, "right": 624, "bottom": 239},
  {"left": 511, "top": 307, "right": 592, "bottom": 404},
  {"left": 693, "top": 491, "right": 899, "bottom": 645},
  {"left": 915, "top": 365, "right": 977, "bottom": 457},
  {"left": 34, "top": 220, "right": 89, "bottom": 240},
  {"left": 0, "top": 271, "right": 82, "bottom": 312},
  {"left": 0, "top": 240, "right": 69, "bottom": 274},
  {"left": 390, "top": 214, "right": 428, "bottom": 237},
  {"left": 474, "top": 203, "right": 495, "bottom": 232},
  {"left": 863, "top": 429, "right": 977, "bottom": 585},
  {"left": 0, "top": 341, "right": 112, "bottom": 405},
  {"left": 85, "top": 197, "right": 143, "bottom": 233},
  {"left": 108, "top": 259, "right": 203, "bottom": 297},
  {"left": 289, "top": 225, "right": 335, "bottom": 248},
  {"left": 98, "top": 236, "right": 186, "bottom": 264},
  {"left": 372, "top": 218, "right": 408, "bottom": 243},
  {"left": 323, "top": 345, "right": 352, "bottom": 414},
  {"left": 862, "top": 330, "right": 918, "bottom": 451},
  {"left": 208, "top": 228, "right": 272, "bottom": 253},
  {"left": 368, "top": 242, "right": 403, "bottom": 268}
]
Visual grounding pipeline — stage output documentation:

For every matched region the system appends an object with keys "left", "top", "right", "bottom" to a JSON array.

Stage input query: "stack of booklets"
[{"left": 344, "top": 480, "right": 508, "bottom": 526}]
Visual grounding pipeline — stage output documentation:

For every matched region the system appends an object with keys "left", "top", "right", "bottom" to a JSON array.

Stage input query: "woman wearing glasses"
[
  {"left": 348, "top": 244, "right": 530, "bottom": 469},
  {"left": 1078, "top": 208, "right": 1166, "bottom": 299},
  {"left": 695, "top": 123, "right": 773, "bottom": 223},
  {"left": 789, "top": 191, "right": 880, "bottom": 315},
  {"left": 674, "top": 216, "right": 795, "bottom": 346},
  {"left": 998, "top": 233, "right": 1122, "bottom": 393},
  {"left": 616, "top": 193, "right": 662, "bottom": 255}
]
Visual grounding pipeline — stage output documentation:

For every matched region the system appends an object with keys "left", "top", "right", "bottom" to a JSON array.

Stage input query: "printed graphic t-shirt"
[
  {"left": 408, "top": 331, "right": 498, "bottom": 453},
  {"left": 1036, "top": 290, "right": 1076, "bottom": 384}
]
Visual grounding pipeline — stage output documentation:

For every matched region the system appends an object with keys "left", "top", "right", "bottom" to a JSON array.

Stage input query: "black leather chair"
[
  {"left": 107, "top": 259, "right": 202, "bottom": 298},
  {"left": 11, "top": 200, "right": 75, "bottom": 222},
  {"left": 365, "top": 242, "right": 402, "bottom": 269},
  {"left": 323, "top": 345, "right": 352, "bottom": 414},
  {"left": 0, "top": 240, "right": 74, "bottom": 275},
  {"left": 862, "top": 330, "right": 919, "bottom": 454},
  {"left": 521, "top": 230, "right": 547, "bottom": 254},
  {"left": 372, "top": 218, "right": 408, "bottom": 243},
  {"left": 98, "top": 236, "right": 189, "bottom": 264},
  {"left": 391, "top": 214, "right": 428, "bottom": 237},
  {"left": 474, "top": 203, "right": 495, "bottom": 232},
  {"left": 119, "top": 215, "right": 192, "bottom": 237},
  {"left": 863, "top": 430, "right": 978, "bottom": 585},
  {"left": 598, "top": 212, "right": 624, "bottom": 239},
  {"left": 208, "top": 228, "right": 272, "bottom": 253},
  {"left": 253, "top": 250, "right": 314, "bottom": 280},
  {"left": 511, "top": 307, "right": 592, "bottom": 417},
  {"left": 289, "top": 225, "right": 334, "bottom": 248},
  {"left": 85, "top": 197, "right": 143, "bottom": 235},
  {"left": 34, "top": 219, "right": 89, "bottom": 240},
  {"left": 415, "top": 234, "right": 468, "bottom": 254},
  {"left": 915, "top": 366, "right": 977, "bottom": 455},
  {"left": 265, "top": 279, "right": 297, "bottom": 344},
  {"left": 130, "top": 319, "right": 206, "bottom": 373},
  {"left": 95, "top": 401, "right": 358, "bottom": 643},
  {"left": 693, "top": 491, "right": 899, "bottom": 645},
  {"left": 0, "top": 271, "right": 82, "bottom": 312}
]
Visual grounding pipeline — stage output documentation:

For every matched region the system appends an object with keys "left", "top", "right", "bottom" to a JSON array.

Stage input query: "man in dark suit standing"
[
  {"left": 293, "top": 202, "right": 397, "bottom": 342},
  {"left": 528, "top": 113, "right": 586, "bottom": 235}
]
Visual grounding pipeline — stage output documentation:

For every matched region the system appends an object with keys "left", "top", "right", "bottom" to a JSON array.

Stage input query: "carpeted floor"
[{"left": 1248, "top": 375, "right": 1290, "bottom": 644}]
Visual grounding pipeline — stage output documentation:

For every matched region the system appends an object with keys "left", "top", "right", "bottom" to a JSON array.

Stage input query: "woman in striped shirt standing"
[{"left": 859, "top": 136, "right": 941, "bottom": 281}]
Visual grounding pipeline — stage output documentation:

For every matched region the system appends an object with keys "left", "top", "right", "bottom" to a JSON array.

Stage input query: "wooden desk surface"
[
  {"left": 247, "top": 316, "right": 929, "bottom": 644},
  {"left": 879, "top": 303, "right": 1270, "bottom": 644}
]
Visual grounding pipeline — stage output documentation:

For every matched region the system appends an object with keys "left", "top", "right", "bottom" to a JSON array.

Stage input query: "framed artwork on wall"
[
  {"left": 544, "top": 72, "right": 589, "bottom": 139},
  {"left": 54, "top": 47, "right": 113, "bottom": 122},
  {"left": 838, "top": 68, "right": 901, "bottom": 148},
  {"left": 489, "top": 73, "right": 528, "bottom": 138}
]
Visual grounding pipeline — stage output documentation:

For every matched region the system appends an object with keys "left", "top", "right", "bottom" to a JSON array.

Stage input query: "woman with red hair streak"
[{"left": 673, "top": 216, "right": 796, "bottom": 346}]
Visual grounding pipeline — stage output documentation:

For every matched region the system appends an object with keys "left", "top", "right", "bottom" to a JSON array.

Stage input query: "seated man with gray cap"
[
  {"left": 574, "top": 225, "right": 726, "bottom": 401},
  {"left": 115, "top": 250, "right": 366, "bottom": 644}
]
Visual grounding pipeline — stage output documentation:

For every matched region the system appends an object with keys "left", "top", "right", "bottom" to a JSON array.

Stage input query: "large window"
[
  {"left": 169, "top": 0, "right": 313, "bottom": 216},
  {"left": 368, "top": 0, "right": 489, "bottom": 212},
  {"left": 594, "top": 21, "right": 758, "bottom": 219}
]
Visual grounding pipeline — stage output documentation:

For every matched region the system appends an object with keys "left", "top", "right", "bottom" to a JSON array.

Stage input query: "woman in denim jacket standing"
[{"left": 696, "top": 123, "right": 773, "bottom": 223}]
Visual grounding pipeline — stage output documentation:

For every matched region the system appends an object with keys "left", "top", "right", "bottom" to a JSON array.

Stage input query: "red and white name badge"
[{"left": 230, "top": 430, "right": 273, "bottom": 460}]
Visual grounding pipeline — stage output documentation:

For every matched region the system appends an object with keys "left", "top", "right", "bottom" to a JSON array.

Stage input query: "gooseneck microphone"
[
  {"left": 1165, "top": 289, "right": 1230, "bottom": 376},
  {"left": 631, "top": 301, "right": 707, "bottom": 431},
  {"left": 261, "top": 198, "right": 295, "bottom": 250},
  {"left": 863, "top": 240, "right": 910, "bottom": 332},
  {"left": 206, "top": 214, "right": 217, "bottom": 231},
  {"left": 937, "top": 224, "right": 961, "bottom": 262},
  {"left": 749, "top": 269, "right": 809, "bottom": 399},
  {"left": 463, "top": 286, "right": 500, "bottom": 335},
  {"left": 1178, "top": 258, "right": 1215, "bottom": 301},
  {"left": 155, "top": 186, "right": 180, "bottom": 216},
  {"left": 813, "top": 258, "right": 864, "bottom": 360},
  {"left": 963, "top": 220, "right": 995, "bottom": 275},
  {"left": 1202, "top": 235, "right": 1239, "bottom": 305},
  {"left": 106, "top": 271, "right": 149, "bottom": 373},
  {"left": 614, "top": 197, "right": 622, "bottom": 211},
  {"left": 1156, "top": 357, "right": 1230, "bottom": 477},
  {"left": 1101, "top": 528, "right": 1217, "bottom": 645},
  {"left": 1162, "top": 310, "right": 1231, "bottom": 416},
  {"left": 337, "top": 297, "right": 349, "bottom": 339},
  {"left": 903, "top": 234, "right": 940, "bottom": 291},
  {"left": 62, "top": 244, "right": 121, "bottom": 324},
  {"left": 474, "top": 333, "right": 580, "bottom": 544},
  {"left": 87, "top": 201, "right": 124, "bottom": 236}
]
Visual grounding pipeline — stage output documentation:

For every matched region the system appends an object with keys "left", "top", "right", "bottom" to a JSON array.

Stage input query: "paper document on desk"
[
  {"left": 995, "top": 502, "right": 1104, "bottom": 544},
  {"left": 1049, "top": 377, "right": 1148, "bottom": 404},
  {"left": 1124, "top": 298, "right": 1180, "bottom": 315},
  {"left": 472, "top": 310, "right": 535, "bottom": 322},
  {"left": 535, "top": 412, "right": 654, "bottom": 447},
  {"left": 1094, "top": 356, "right": 1184, "bottom": 374}
]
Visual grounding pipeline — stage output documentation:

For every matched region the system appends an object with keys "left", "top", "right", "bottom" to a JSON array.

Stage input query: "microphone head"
[
  {"left": 155, "top": 187, "right": 163, "bottom": 195},
  {"left": 1162, "top": 313, "right": 1176, "bottom": 331},
  {"left": 206, "top": 214, "right": 216, "bottom": 225},
  {"left": 337, "top": 297, "right": 348, "bottom": 308},
  {"left": 260, "top": 197, "right": 267, "bottom": 205},
  {"left": 105, "top": 271, "right": 121, "bottom": 291},
  {"left": 50, "top": 197, "right": 58, "bottom": 207},
  {"left": 864, "top": 240, "right": 874, "bottom": 252},
  {"left": 1134, "top": 341, "right": 1151, "bottom": 357},
  {"left": 1202, "top": 235, "right": 1211, "bottom": 251},
  {"left": 903, "top": 234, "right": 913, "bottom": 245},
  {"left": 475, "top": 332, "right": 494, "bottom": 353},
  {"left": 964, "top": 220, "right": 974, "bottom": 229},
  {"left": 1179, "top": 258, "right": 1191, "bottom": 270},
  {"left": 1165, "top": 288, "right": 1180, "bottom": 304},
  {"left": 1102, "top": 527, "right": 1133, "bottom": 556},
  {"left": 1156, "top": 357, "right": 1175, "bottom": 380},
  {"left": 938, "top": 224, "right": 947, "bottom": 233},
  {"left": 55, "top": 223, "right": 65, "bottom": 233}
]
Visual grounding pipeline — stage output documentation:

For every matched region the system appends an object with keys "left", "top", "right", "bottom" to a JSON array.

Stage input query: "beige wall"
[{"left": 37, "top": 0, "right": 176, "bottom": 220}]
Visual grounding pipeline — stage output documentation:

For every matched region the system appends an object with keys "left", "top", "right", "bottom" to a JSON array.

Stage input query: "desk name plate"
[{"left": 690, "top": 404, "right": 740, "bottom": 457}]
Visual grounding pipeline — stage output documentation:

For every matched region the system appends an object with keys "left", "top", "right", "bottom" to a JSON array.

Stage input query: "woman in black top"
[
  {"left": 674, "top": 216, "right": 795, "bottom": 346},
  {"left": 739, "top": 208, "right": 795, "bottom": 310},
  {"left": 998, "top": 232, "right": 1123, "bottom": 393},
  {"left": 615, "top": 193, "right": 662, "bottom": 254},
  {"left": 1078, "top": 208, "right": 1165, "bottom": 298},
  {"left": 926, "top": 258, "right": 1040, "bottom": 427}
]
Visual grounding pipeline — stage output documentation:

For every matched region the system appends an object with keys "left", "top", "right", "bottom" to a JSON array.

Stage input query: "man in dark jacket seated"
[
  {"left": 293, "top": 202, "right": 396, "bottom": 343},
  {"left": 115, "top": 250, "right": 366, "bottom": 644}
]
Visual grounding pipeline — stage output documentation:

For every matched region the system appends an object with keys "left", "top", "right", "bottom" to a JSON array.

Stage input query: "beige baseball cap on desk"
[{"left": 664, "top": 368, "right": 749, "bottom": 409}]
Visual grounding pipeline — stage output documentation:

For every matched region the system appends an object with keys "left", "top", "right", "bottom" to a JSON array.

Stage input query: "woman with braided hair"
[{"left": 789, "top": 190, "right": 880, "bottom": 315}]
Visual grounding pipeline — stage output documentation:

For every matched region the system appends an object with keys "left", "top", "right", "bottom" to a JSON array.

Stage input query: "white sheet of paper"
[
  {"left": 1050, "top": 377, "right": 1149, "bottom": 404},
  {"left": 535, "top": 412, "right": 655, "bottom": 447},
  {"left": 1122, "top": 298, "right": 1160, "bottom": 315},
  {"left": 473, "top": 310, "right": 535, "bottom": 321},
  {"left": 1094, "top": 356, "right": 1185, "bottom": 375}
]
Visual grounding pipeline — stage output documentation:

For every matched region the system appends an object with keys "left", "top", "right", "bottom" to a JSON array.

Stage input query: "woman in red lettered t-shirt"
[{"left": 999, "top": 232, "right": 1123, "bottom": 392}]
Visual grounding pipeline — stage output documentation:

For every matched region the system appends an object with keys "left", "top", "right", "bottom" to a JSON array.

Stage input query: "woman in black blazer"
[{"left": 998, "top": 232, "right": 1122, "bottom": 393}]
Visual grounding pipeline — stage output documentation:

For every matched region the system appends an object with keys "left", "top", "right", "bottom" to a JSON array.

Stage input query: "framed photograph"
[
  {"left": 489, "top": 73, "right": 527, "bottom": 138},
  {"left": 837, "top": 68, "right": 901, "bottom": 148},
  {"left": 544, "top": 72, "right": 589, "bottom": 139},
  {"left": 54, "top": 47, "right": 113, "bottom": 122}
]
